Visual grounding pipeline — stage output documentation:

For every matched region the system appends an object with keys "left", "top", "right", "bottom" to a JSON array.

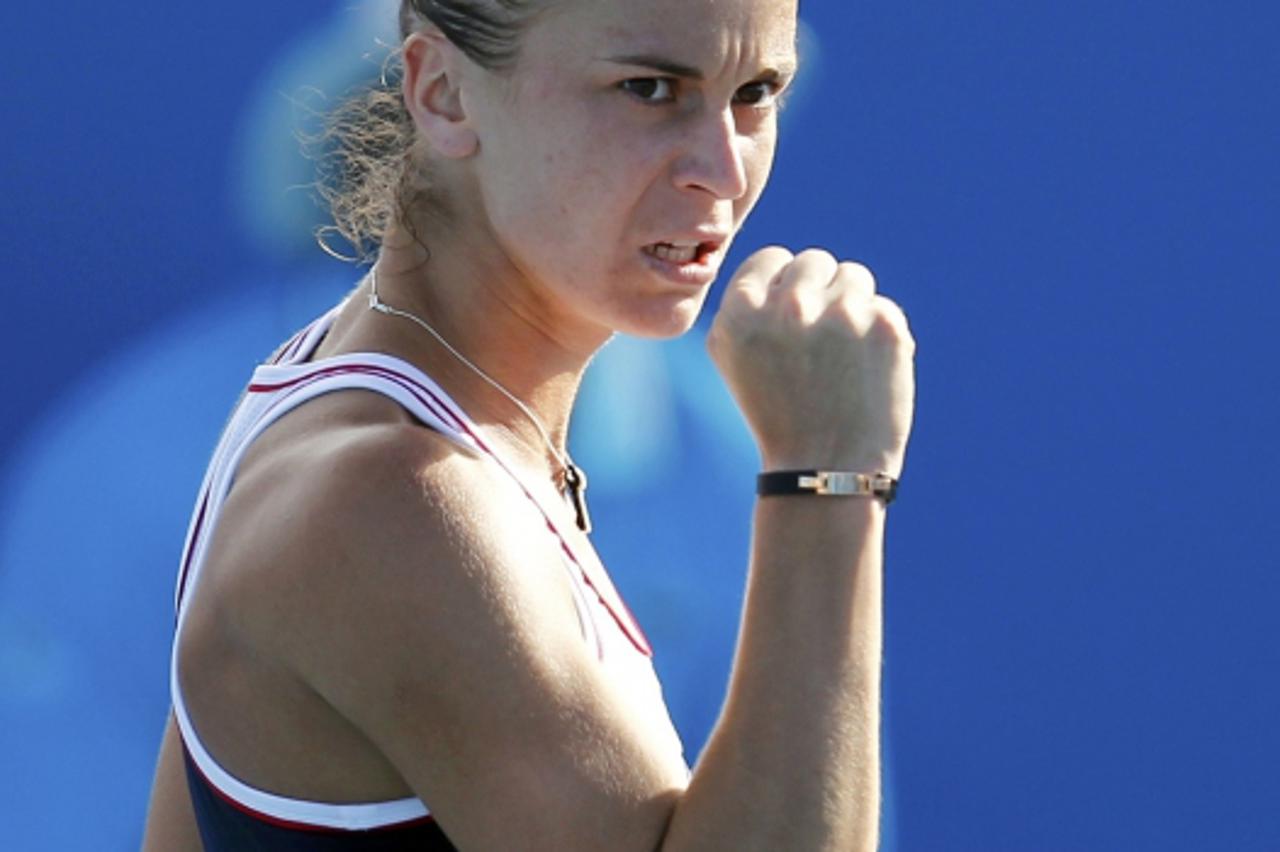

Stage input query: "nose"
[{"left": 673, "top": 106, "right": 750, "bottom": 201}]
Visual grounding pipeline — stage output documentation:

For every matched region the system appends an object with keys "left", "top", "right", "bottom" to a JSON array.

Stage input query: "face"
[{"left": 456, "top": 0, "right": 799, "bottom": 342}]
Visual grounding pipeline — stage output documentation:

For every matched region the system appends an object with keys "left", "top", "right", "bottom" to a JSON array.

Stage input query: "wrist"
[
  {"left": 757, "top": 469, "right": 899, "bottom": 504},
  {"left": 760, "top": 451, "right": 903, "bottom": 479}
]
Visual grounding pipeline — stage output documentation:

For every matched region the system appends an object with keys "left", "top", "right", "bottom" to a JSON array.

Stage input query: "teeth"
[{"left": 647, "top": 242, "right": 700, "bottom": 263}]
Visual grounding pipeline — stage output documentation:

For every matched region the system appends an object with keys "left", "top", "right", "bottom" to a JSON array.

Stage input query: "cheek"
[
  {"left": 478, "top": 93, "right": 670, "bottom": 271},
  {"left": 488, "top": 106, "right": 610, "bottom": 227},
  {"left": 735, "top": 130, "right": 779, "bottom": 219},
  {"left": 530, "top": 141, "right": 653, "bottom": 247},
  {"left": 479, "top": 138, "right": 570, "bottom": 236}
]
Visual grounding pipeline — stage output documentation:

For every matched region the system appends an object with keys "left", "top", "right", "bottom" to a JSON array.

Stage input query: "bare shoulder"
[
  {"left": 216, "top": 393, "right": 550, "bottom": 665},
  {"left": 212, "top": 393, "right": 687, "bottom": 849}
]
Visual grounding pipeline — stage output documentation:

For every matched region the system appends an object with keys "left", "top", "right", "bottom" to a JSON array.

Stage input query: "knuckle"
[
  {"left": 731, "top": 246, "right": 793, "bottom": 289},
  {"left": 794, "top": 247, "right": 837, "bottom": 266},
  {"left": 775, "top": 249, "right": 838, "bottom": 291},
  {"left": 878, "top": 295, "right": 911, "bottom": 328},
  {"left": 869, "top": 296, "right": 914, "bottom": 345},
  {"left": 837, "top": 261, "right": 877, "bottom": 293},
  {"left": 758, "top": 244, "right": 794, "bottom": 260},
  {"left": 751, "top": 245, "right": 795, "bottom": 271},
  {"left": 795, "top": 248, "right": 839, "bottom": 278}
]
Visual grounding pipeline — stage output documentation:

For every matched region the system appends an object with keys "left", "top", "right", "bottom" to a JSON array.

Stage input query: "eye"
[
  {"left": 734, "top": 80, "right": 783, "bottom": 108},
  {"left": 619, "top": 77, "right": 677, "bottom": 104}
]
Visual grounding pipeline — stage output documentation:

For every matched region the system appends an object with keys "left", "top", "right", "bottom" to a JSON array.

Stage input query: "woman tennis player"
[{"left": 142, "top": 0, "right": 915, "bottom": 849}]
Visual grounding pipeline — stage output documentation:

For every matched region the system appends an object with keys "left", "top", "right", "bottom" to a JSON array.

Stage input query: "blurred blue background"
[{"left": 2, "top": 1, "right": 1277, "bottom": 849}]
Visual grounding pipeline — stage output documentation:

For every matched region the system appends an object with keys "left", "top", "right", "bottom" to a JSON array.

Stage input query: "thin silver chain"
[{"left": 366, "top": 266, "right": 572, "bottom": 477}]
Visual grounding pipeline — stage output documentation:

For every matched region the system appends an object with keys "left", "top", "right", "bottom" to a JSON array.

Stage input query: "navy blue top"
[{"left": 184, "top": 751, "right": 458, "bottom": 851}]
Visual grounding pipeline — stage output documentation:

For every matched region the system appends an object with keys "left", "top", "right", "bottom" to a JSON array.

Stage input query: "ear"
[{"left": 402, "top": 30, "right": 479, "bottom": 160}]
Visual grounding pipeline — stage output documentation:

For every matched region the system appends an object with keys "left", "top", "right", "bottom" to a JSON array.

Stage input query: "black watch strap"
[{"left": 756, "top": 470, "right": 898, "bottom": 505}]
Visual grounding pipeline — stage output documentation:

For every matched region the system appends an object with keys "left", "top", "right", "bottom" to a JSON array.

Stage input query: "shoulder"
[
  {"left": 204, "top": 392, "right": 687, "bottom": 848},
  {"left": 215, "top": 391, "right": 577, "bottom": 666}
]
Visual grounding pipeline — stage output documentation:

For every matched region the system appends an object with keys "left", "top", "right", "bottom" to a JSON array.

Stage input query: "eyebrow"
[
  {"left": 603, "top": 54, "right": 706, "bottom": 79},
  {"left": 602, "top": 53, "right": 799, "bottom": 82}
]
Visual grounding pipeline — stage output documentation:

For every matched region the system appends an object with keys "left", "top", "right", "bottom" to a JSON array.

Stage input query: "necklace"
[{"left": 366, "top": 267, "right": 592, "bottom": 534}]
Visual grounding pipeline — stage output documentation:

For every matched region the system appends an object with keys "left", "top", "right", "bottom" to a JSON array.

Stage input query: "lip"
[
  {"left": 640, "top": 242, "right": 725, "bottom": 287},
  {"left": 640, "top": 231, "right": 730, "bottom": 287}
]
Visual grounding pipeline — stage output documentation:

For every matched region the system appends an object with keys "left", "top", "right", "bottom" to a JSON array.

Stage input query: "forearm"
[{"left": 662, "top": 496, "right": 885, "bottom": 852}]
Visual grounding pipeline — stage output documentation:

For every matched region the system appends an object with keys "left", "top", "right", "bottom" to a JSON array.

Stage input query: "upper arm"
[
  {"left": 247, "top": 429, "right": 688, "bottom": 850},
  {"left": 142, "top": 712, "right": 203, "bottom": 852}
]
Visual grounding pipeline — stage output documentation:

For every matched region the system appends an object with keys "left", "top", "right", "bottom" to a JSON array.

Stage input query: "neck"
[{"left": 352, "top": 224, "right": 607, "bottom": 473}]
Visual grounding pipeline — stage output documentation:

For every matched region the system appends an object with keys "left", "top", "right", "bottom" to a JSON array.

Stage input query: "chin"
[{"left": 612, "top": 293, "right": 709, "bottom": 340}]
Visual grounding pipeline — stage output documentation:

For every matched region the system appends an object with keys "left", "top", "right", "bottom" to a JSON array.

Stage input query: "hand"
[{"left": 707, "top": 247, "right": 916, "bottom": 477}]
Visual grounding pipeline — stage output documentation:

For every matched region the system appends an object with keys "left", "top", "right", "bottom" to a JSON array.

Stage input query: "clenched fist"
[{"left": 707, "top": 247, "right": 916, "bottom": 478}]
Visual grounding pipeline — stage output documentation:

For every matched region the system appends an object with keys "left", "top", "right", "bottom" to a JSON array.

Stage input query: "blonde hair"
[{"left": 312, "top": 0, "right": 548, "bottom": 262}]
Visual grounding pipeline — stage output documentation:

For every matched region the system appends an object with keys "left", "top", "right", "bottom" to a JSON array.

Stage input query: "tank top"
[{"left": 171, "top": 303, "right": 683, "bottom": 850}]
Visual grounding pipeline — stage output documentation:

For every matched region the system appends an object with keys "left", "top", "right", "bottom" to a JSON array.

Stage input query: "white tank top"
[{"left": 171, "top": 303, "right": 684, "bottom": 831}]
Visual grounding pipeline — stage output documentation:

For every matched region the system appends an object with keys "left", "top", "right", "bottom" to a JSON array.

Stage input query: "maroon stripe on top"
[
  {"left": 183, "top": 744, "right": 436, "bottom": 834},
  {"left": 246, "top": 361, "right": 654, "bottom": 658},
  {"left": 281, "top": 326, "right": 312, "bottom": 363},
  {"left": 269, "top": 331, "right": 306, "bottom": 366},
  {"left": 367, "top": 365, "right": 655, "bottom": 658},
  {"left": 248, "top": 365, "right": 465, "bottom": 432}
]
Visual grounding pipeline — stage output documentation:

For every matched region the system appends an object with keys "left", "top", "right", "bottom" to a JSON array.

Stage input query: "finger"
[
  {"left": 726, "top": 246, "right": 794, "bottom": 304},
  {"left": 829, "top": 261, "right": 877, "bottom": 303},
  {"left": 771, "top": 248, "right": 839, "bottom": 294},
  {"left": 871, "top": 294, "right": 915, "bottom": 349}
]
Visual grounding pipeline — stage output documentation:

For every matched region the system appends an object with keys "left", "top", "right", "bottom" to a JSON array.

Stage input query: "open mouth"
[{"left": 643, "top": 241, "right": 718, "bottom": 265}]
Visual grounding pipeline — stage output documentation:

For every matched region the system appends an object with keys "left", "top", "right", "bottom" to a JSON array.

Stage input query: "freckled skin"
[{"left": 451, "top": 0, "right": 800, "bottom": 344}]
